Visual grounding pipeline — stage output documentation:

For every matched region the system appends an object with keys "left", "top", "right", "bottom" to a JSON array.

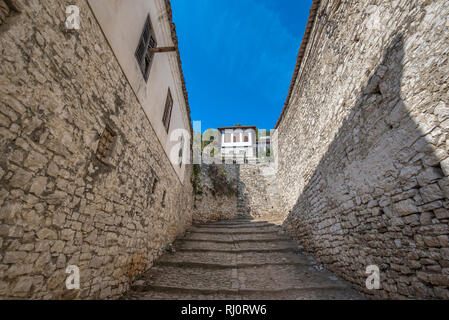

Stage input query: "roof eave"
[
  {"left": 274, "top": 0, "right": 321, "bottom": 129},
  {"left": 164, "top": 0, "right": 193, "bottom": 140}
]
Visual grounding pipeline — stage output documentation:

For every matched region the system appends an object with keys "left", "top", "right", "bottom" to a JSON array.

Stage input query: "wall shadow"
[
  {"left": 282, "top": 34, "right": 448, "bottom": 299},
  {"left": 236, "top": 165, "right": 252, "bottom": 218}
]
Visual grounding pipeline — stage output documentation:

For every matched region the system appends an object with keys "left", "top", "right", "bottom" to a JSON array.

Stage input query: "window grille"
[{"left": 96, "top": 126, "right": 116, "bottom": 162}]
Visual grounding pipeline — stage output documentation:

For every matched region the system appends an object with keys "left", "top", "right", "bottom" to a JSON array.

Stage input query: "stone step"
[
  {"left": 177, "top": 247, "right": 299, "bottom": 254},
  {"left": 204, "top": 219, "right": 255, "bottom": 225},
  {"left": 184, "top": 232, "right": 291, "bottom": 242},
  {"left": 193, "top": 222, "right": 273, "bottom": 228},
  {"left": 191, "top": 223, "right": 281, "bottom": 229},
  {"left": 131, "top": 265, "right": 351, "bottom": 292},
  {"left": 137, "top": 266, "right": 234, "bottom": 292},
  {"left": 156, "top": 260, "right": 310, "bottom": 269},
  {"left": 188, "top": 226, "right": 282, "bottom": 234},
  {"left": 157, "top": 251, "right": 314, "bottom": 266},
  {"left": 124, "top": 217, "right": 363, "bottom": 300},
  {"left": 127, "top": 286, "right": 362, "bottom": 300},
  {"left": 180, "top": 238, "right": 291, "bottom": 244},
  {"left": 192, "top": 224, "right": 274, "bottom": 229},
  {"left": 174, "top": 239, "right": 297, "bottom": 252},
  {"left": 186, "top": 230, "right": 282, "bottom": 235}
]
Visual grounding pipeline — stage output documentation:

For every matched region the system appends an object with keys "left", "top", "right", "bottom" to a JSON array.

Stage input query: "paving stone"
[{"left": 125, "top": 219, "right": 362, "bottom": 300}]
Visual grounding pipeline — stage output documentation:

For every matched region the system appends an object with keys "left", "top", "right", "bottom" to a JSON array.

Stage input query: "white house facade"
[
  {"left": 88, "top": 0, "right": 191, "bottom": 183},
  {"left": 258, "top": 135, "right": 271, "bottom": 155},
  {"left": 218, "top": 126, "right": 257, "bottom": 163}
]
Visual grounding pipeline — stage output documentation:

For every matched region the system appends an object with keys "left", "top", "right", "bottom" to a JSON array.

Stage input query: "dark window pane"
[{"left": 162, "top": 89, "right": 173, "bottom": 132}]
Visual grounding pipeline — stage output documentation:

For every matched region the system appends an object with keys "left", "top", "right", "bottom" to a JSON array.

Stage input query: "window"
[
  {"left": 147, "top": 169, "right": 158, "bottom": 206},
  {"left": 224, "top": 133, "right": 231, "bottom": 143},
  {"left": 233, "top": 134, "right": 240, "bottom": 143},
  {"left": 178, "top": 136, "right": 184, "bottom": 167},
  {"left": 243, "top": 133, "right": 249, "bottom": 143},
  {"left": 96, "top": 125, "right": 116, "bottom": 163},
  {"left": 162, "top": 89, "right": 173, "bottom": 133},
  {"left": 151, "top": 177, "right": 159, "bottom": 194},
  {"left": 161, "top": 190, "right": 167, "bottom": 208},
  {"left": 135, "top": 15, "right": 157, "bottom": 82}
]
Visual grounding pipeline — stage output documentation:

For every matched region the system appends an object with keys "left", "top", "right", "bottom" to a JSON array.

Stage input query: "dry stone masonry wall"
[
  {"left": 0, "top": 0, "right": 193, "bottom": 299},
  {"left": 193, "top": 162, "right": 283, "bottom": 222},
  {"left": 192, "top": 163, "right": 240, "bottom": 223},
  {"left": 238, "top": 163, "right": 283, "bottom": 221},
  {"left": 0, "top": 0, "right": 15, "bottom": 27},
  {"left": 1, "top": 0, "right": 448, "bottom": 301},
  {"left": 277, "top": 0, "right": 449, "bottom": 299}
]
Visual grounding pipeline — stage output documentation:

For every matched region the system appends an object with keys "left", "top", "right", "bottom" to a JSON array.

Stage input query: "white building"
[
  {"left": 218, "top": 126, "right": 257, "bottom": 163},
  {"left": 88, "top": 0, "right": 191, "bottom": 183},
  {"left": 258, "top": 135, "right": 271, "bottom": 155}
]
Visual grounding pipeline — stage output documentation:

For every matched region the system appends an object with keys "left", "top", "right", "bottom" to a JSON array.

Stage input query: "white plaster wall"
[
  {"left": 220, "top": 129, "right": 256, "bottom": 147},
  {"left": 87, "top": 0, "right": 190, "bottom": 183}
]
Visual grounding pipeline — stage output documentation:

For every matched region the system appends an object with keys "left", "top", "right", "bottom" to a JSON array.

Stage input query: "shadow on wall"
[
  {"left": 192, "top": 163, "right": 283, "bottom": 222},
  {"left": 191, "top": 163, "right": 246, "bottom": 223},
  {"left": 236, "top": 166, "right": 251, "bottom": 216},
  {"left": 237, "top": 163, "right": 284, "bottom": 220},
  {"left": 283, "top": 34, "right": 449, "bottom": 299}
]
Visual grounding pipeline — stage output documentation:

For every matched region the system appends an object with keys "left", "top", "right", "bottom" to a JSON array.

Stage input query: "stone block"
[
  {"left": 417, "top": 167, "right": 444, "bottom": 186},
  {"left": 24, "top": 151, "right": 48, "bottom": 171},
  {"left": 394, "top": 199, "right": 419, "bottom": 216},
  {"left": 9, "top": 169, "right": 33, "bottom": 189},
  {"left": 37, "top": 228, "right": 57, "bottom": 240},
  {"left": 434, "top": 208, "right": 449, "bottom": 220},
  {"left": 420, "top": 212, "right": 433, "bottom": 225},
  {"left": 3, "top": 251, "right": 27, "bottom": 264},
  {"left": 29, "top": 176, "right": 47, "bottom": 196},
  {"left": 419, "top": 184, "right": 444, "bottom": 203},
  {"left": 12, "top": 277, "right": 33, "bottom": 295},
  {"left": 441, "top": 248, "right": 449, "bottom": 260}
]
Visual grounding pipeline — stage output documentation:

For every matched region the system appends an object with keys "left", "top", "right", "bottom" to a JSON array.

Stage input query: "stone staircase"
[{"left": 124, "top": 217, "right": 362, "bottom": 300}]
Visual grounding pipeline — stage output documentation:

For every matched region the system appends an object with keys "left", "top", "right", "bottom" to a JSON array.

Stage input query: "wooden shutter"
[
  {"left": 135, "top": 15, "right": 157, "bottom": 81},
  {"left": 162, "top": 89, "right": 173, "bottom": 132}
]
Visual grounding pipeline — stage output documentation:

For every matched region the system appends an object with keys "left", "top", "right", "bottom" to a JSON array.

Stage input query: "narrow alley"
[{"left": 125, "top": 217, "right": 361, "bottom": 300}]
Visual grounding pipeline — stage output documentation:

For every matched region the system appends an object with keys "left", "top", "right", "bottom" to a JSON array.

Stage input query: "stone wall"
[
  {"left": 192, "top": 163, "right": 239, "bottom": 223},
  {"left": 238, "top": 163, "right": 283, "bottom": 221},
  {"left": 192, "top": 161, "right": 283, "bottom": 222},
  {"left": 0, "top": 0, "right": 193, "bottom": 299},
  {"left": 277, "top": 0, "right": 449, "bottom": 298}
]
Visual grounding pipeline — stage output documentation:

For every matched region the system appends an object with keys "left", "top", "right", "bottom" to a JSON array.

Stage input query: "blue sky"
[{"left": 171, "top": 0, "right": 313, "bottom": 132}]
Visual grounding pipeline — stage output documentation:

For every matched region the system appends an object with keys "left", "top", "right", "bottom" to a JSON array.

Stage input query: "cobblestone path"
[{"left": 124, "top": 218, "right": 363, "bottom": 300}]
